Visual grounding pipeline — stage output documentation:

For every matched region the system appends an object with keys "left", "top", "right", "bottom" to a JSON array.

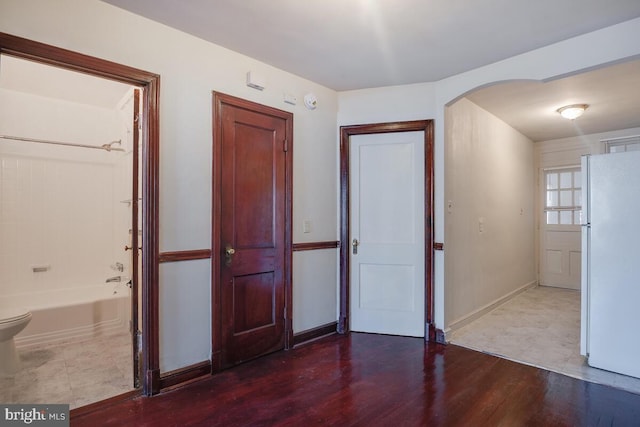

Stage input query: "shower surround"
[{"left": 0, "top": 79, "right": 135, "bottom": 346}]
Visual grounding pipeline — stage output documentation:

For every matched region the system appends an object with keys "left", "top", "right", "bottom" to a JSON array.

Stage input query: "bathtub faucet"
[{"left": 105, "top": 276, "right": 122, "bottom": 283}]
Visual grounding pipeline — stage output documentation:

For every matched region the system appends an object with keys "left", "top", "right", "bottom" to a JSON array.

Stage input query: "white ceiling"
[
  {"left": 99, "top": 0, "right": 640, "bottom": 141},
  {"left": 466, "top": 59, "right": 640, "bottom": 141},
  {"left": 3, "top": 2, "right": 640, "bottom": 142},
  {"left": 101, "top": 0, "right": 640, "bottom": 90}
]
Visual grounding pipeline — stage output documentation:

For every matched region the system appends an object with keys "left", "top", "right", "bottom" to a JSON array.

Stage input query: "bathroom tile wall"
[
  {"left": 0, "top": 147, "right": 115, "bottom": 295},
  {"left": 0, "top": 86, "right": 131, "bottom": 296}
]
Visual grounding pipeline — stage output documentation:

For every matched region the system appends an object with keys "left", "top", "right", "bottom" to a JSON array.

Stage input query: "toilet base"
[{"left": 0, "top": 338, "right": 21, "bottom": 377}]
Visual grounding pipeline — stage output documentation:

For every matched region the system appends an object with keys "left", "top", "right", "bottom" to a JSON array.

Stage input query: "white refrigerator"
[{"left": 581, "top": 150, "right": 640, "bottom": 379}]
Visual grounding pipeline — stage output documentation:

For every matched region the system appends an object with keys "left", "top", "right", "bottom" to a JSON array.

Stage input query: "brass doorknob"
[{"left": 225, "top": 244, "right": 235, "bottom": 266}]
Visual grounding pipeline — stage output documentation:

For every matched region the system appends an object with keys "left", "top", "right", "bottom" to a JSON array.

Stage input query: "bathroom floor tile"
[
  {"left": 67, "top": 364, "right": 124, "bottom": 388},
  {"left": 0, "top": 377, "right": 15, "bottom": 401},
  {"left": 7, "top": 332, "right": 135, "bottom": 409},
  {"left": 71, "top": 380, "right": 134, "bottom": 409},
  {"left": 13, "top": 360, "right": 68, "bottom": 387},
  {"left": 19, "top": 345, "right": 67, "bottom": 367}
]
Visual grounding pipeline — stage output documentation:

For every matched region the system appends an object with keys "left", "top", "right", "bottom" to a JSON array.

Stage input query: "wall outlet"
[{"left": 302, "top": 219, "right": 311, "bottom": 234}]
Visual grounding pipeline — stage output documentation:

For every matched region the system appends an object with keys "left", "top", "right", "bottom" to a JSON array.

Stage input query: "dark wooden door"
[{"left": 213, "top": 93, "right": 293, "bottom": 370}]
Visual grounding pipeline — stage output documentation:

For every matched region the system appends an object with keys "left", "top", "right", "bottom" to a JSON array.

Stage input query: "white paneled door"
[
  {"left": 539, "top": 167, "right": 582, "bottom": 290},
  {"left": 349, "top": 131, "right": 424, "bottom": 337}
]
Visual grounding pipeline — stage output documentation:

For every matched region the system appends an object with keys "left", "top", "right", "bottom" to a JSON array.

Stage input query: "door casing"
[
  {"left": 211, "top": 92, "right": 294, "bottom": 371},
  {"left": 339, "top": 120, "right": 435, "bottom": 340},
  {"left": 0, "top": 32, "right": 161, "bottom": 395}
]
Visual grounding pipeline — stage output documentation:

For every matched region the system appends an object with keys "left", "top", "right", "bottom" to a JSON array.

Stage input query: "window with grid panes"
[
  {"left": 544, "top": 167, "right": 581, "bottom": 225},
  {"left": 603, "top": 136, "right": 640, "bottom": 153}
]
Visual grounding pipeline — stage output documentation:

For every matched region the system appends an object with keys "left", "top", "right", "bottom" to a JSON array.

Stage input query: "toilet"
[{"left": 0, "top": 307, "right": 32, "bottom": 376}]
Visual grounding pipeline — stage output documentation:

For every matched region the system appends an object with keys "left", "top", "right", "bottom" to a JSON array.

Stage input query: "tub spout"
[{"left": 105, "top": 276, "right": 122, "bottom": 283}]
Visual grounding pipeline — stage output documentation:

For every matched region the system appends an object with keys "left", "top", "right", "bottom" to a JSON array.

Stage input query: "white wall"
[
  {"left": 0, "top": 87, "right": 126, "bottom": 295},
  {"left": 535, "top": 127, "right": 640, "bottom": 169},
  {"left": 339, "top": 17, "right": 640, "bottom": 331},
  {"left": 0, "top": 0, "right": 339, "bottom": 372},
  {"left": 293, "top": 250, "right": 338, "bottom": 332},
  {"left": 444, "top": 98, "right": 535, "bottom": 328},
  {"left": 338, "top": 83, "right": 437, "bottom": 125},
  {"left": 3, "top": 0, "right": 640, "bottom": 372},
  {"left": 113, "top": 89, "right": 136, "bottom": 280}
]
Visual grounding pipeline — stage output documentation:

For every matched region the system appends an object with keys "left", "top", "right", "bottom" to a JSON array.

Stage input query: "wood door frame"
[
  {"left": 339, "top": 120, "right": 435, "bottom": 341},
  {"left": 211, "top": 92, "right": 294, "bottom": 372},
  {"left": 131, "top": 88, "right": 141, "bottom": 388},
  {"left": 0, "top": 32, "right": 162, "bottom": 395}
]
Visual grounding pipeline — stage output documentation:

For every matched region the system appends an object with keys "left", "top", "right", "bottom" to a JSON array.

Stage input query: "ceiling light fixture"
[{"left": 557, "top": 104, "right": 589, "bottom": 120}]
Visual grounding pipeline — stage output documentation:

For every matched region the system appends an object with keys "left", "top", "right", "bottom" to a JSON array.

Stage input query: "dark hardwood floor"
[{"left": 72, "top": 333, "right": 640, "bottom": 426}]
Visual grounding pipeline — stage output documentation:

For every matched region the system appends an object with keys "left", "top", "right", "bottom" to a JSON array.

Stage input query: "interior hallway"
[
  {"left": 449, "top": 286, "right": 640, "bottom": 395},
  {"left": 71, "top": 332, "right": 640, "bottom": 426}
]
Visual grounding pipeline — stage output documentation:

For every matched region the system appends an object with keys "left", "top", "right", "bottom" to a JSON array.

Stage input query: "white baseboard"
[
  {"left": 16, "top": 317, "right": 128, "bottom": 348},
  {"left": 444, "top": 280, "right": 538, "bottom": 341}
]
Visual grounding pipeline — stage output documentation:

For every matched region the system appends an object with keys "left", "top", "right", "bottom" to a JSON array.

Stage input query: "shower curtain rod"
[{"left": 0, "top": 135, "right": 125, "bottom": 152}]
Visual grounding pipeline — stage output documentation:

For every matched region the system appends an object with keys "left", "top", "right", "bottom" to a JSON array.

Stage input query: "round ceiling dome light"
[{"left": 557, "top": 104, "right": 589, "bottom": 120}]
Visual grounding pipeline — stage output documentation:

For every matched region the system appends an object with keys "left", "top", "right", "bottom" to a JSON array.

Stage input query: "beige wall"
[
  {"left": 444, "top": 98, "right": 536, "bottom": 330},
  {"left": 3, "top": 0, "right": 640, "bottom": 372},
  {"left": 0, "top": 0, "right": 339, "bottom": 373},
  {"left": 339, "top": 18, "right": 640, "bottom": 330}
]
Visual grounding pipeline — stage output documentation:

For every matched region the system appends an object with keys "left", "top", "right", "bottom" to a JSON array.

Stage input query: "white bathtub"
[{"left": 0, "top": 284, "right": 131, "bottom": 348}]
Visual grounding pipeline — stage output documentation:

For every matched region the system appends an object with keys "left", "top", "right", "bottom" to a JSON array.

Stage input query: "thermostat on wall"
[{"left": 303, "top": 93, "right": 317, "bottom": 110}]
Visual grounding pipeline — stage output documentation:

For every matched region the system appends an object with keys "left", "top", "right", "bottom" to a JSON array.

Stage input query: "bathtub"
[{"left": 0, "top": 283, "right": 131, "bottom": 348}]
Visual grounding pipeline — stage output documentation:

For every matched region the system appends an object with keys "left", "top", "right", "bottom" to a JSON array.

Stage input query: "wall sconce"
[{"left": 557, "top": 104, "right": 588, "bottom": 120}]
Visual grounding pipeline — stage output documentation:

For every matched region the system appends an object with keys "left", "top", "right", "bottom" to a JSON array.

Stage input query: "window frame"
[
  {"left": 603, "top": 135, "right": 640, "bottom": 153},
  {"left": 543, "top": 166, "right": 582, "bottom": 229}
]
